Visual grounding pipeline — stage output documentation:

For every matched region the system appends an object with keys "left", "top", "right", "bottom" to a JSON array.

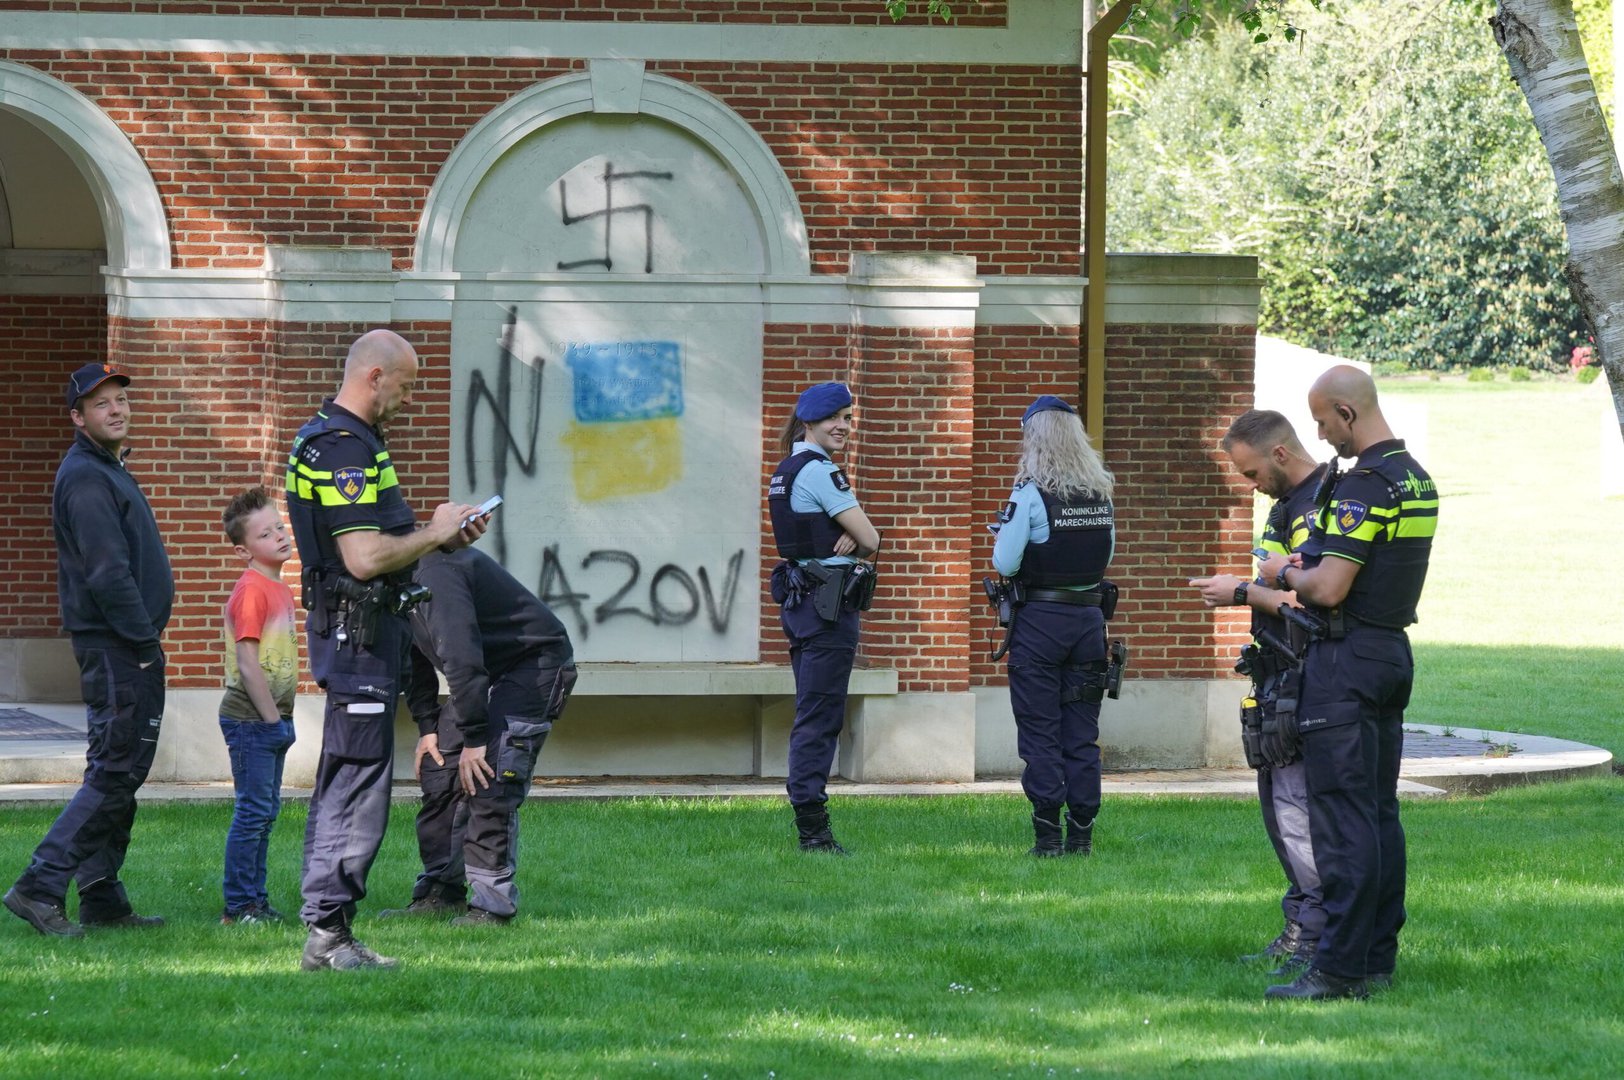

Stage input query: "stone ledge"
[{"left": 574, "top": 662, "right": 898, "bottom": 697}]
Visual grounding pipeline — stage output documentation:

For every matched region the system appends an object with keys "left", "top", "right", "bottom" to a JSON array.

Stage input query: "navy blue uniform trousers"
[
  {"left": 782, "top": 600, "right": 859, "bottom": 807},
  {"left": 1007, "top": 602, "right": 1105, "bottom": 816},
  {"left": 300, "top": 612, "right": 410, "bottom": 928},
  {"left": 15, "top": 644, "right": 163, "bottom": 920},
  {"left": 1298, "top": 627, "right": 1412, "bottom": 979},
  {"left": 412, "top": 658, "right": 570, "bottom": 917}
]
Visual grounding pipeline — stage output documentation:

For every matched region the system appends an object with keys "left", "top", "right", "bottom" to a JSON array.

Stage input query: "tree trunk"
[{"left": 1493, "top": 0, "right": 1624, "bottom": 438}]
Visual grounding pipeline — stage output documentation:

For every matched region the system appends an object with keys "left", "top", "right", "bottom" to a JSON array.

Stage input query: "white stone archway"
[
  {"left": 415, "top": 61, "right": 809, "bottom": 276},
  {"left": 0, "top": 61, "right": 171, "bottom": 271}
]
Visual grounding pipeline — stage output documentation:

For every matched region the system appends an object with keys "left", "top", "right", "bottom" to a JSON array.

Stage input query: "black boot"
[
  {"left": 1264, "top": 966, "right": 1369, "bottom": 1001},
  {"left": 1028, "top": 807, "right": 1063, "bottom": 857},
  {"left": 1063, "top": 811, "right": 1094, "bottom": 856},
  {"left": 793, "top": 802, "right": 848, "bottom": 854},
  {"left": 1241, "top": 920, "right": 1304, "bottom": 964}
]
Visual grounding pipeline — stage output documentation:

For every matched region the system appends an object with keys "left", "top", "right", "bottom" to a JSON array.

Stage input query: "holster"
[
  {"left": 801, "top": 561, "right": 848, "bottom": 622},
  {"left": 1239, "top": 695, "right": 1267, "bottom": 769},
  {"left": 1258, "top": 664, "right": 1304, "bottom": 768}
]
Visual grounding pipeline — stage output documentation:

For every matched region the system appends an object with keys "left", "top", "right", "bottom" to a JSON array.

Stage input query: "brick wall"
[
  {"left": 0, "top": 296, "right": 106, "bottom": 635},
  {"left": 1102, "top": 324, "right": 1256, "bottom": 680},
  {"left": 0, "top": 2, "right": 1007, "bottom": 26},
  {"left": 0, "top": 52, "right": 1078, "bottom": 275}
]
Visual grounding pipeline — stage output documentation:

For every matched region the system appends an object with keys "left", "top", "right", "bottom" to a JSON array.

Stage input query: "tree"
[
  {"left": 1492, "top": 1, "right": 1624, "bottom": 433},
  {"left": 891, "top": 1, "right": 1624, "bottom": 431}
]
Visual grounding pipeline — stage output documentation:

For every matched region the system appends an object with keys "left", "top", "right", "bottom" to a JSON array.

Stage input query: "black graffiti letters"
[
  {"left": 537, "top": 544, "right": 745, "bottom": 642},
  {"left": 464, "top": 306, "right": 544, "bottom": 564},
  {"left": 556, "top": 161, "right": 674, "bottom": 273}
]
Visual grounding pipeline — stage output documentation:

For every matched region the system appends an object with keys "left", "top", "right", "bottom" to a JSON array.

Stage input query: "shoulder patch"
[
  {"left": 996, "top": 501, "right": 1017, "bottom": 525},
  {"left": 333, "top": 467, "right": 368, "bottom": 504},
  {"left": 1335, "top": 499, "right": 1369, "bottom": 533},
  {"left": 830, "top": 468, "right": 851, "bottom": 493}
]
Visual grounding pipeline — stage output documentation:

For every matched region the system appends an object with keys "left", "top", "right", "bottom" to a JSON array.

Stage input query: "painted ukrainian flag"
[{"left": 562, "top": 341, "right": 684, "bottom": 502}]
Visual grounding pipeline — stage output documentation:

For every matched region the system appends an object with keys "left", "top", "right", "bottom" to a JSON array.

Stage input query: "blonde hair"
[{"left": 1015, "top": 410, "right": 1113, "bottom": 500}]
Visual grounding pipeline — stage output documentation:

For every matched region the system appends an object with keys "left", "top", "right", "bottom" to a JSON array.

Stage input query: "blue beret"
[
  {"left": 1022, "top": 394, "right": 1076, "bottom": 425},
  {"left": 795, "top": 382, "right": 853, "bottom": 422}
]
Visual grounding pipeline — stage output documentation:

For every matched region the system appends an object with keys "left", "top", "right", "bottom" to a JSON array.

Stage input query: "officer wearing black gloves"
[
  {"left": 767, "top": 382, "right": 879, "bottom": 853},
  {"left": 286, "top": 329, "right": 486, "bottom": 971},
  {"left": 387, "top": 546, "right": 576, "bottom": 926},
  {"left": 1258, "top": 365, "right": 1437, "bottom": 1001},
  {"left": 5, "top": 363, "right": 172, "bottom": 938},
  {"left": 991, "top": 395, "right": 1118, "bottom": 857},
  {"left": 1190, "top": 410, "right": 1328, "bottom": 976}
]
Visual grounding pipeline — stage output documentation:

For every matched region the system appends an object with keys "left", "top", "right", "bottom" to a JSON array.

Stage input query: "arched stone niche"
[{"left": 421, "top": 62, "right": 810, "bottom": 662}]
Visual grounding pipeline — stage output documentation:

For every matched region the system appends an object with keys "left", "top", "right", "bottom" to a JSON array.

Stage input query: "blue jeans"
[{"left": 220, "top": 717, "right": 296, "bottom": 913}]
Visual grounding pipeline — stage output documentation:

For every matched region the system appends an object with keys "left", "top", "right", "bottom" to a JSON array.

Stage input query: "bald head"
[
  {"left": 336, "top": 328, "right": 419, "bottom": 426},
  {"left": 1308, "top": 364, "right": 1392, "bottom": 458}
]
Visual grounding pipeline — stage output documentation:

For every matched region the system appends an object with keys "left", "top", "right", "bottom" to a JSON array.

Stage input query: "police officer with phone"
[
  {"left": 1257, "top": 366, "right": 1437, "bottom": 1001},
  {"left": 286, "top": 329, "right": 486, "bottom": 971},
  {"left": 1190, "top": 410, "right": 1327, "bottom": 977}
]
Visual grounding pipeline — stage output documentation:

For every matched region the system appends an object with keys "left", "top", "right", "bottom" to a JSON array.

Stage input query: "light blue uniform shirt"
[
  {"left": 790, "top": 440, "right": 858, "bottom": 567},
  {"left": 992, "top": 481, "right": 1113, "bottom": 588}
]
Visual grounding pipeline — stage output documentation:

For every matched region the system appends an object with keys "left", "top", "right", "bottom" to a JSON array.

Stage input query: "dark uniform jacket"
[
  {"left": 53, "top": 431, "right": 173, "bottom": 662},
  {"left": 406, "top": 547, "right": 573, "bottom": 749},
  {"left": 1304, "top": 439, "right": 1437, "bottom": 628},
  {"left": 1253, "top": 464, "right": 1327, "bottom": 645}
]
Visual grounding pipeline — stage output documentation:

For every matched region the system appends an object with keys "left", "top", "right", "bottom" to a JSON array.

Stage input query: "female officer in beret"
[
  {"left": 767, "top": 382, "right": 879, "bottom": 853},
  {"left": 992, "top": 395, "right": 1116, "bottom": 856}
]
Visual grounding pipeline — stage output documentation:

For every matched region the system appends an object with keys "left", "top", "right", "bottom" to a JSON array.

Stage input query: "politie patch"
[
  {"left": 831, "top": 469, "right": 851, "bottom": 493},
  {"left": 333, "top": 467, "right": 367, "bottom": 504},
  {"left": 1335, "top": 498, "right": 1369, "bottom": 533}
]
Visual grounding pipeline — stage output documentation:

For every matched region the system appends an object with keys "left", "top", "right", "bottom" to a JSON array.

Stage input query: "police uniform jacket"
[
  {"left": 1254, "top": 464, "right": 1327, "bottom": 644},
  {"left": 1303, "top": 440, "right": 1437, "bottom": 628},
  {"left": 992, "top": 480, "right": 1114, "bottom": 588},
  {"left": 406, "top": 547, "right": 573, "bottom": 750},
  {"left": 53, "top": 430, "right": 174, "bottom": 663},
  {"left": 285, "top": 399, "right": 417, "bottom": 583}
]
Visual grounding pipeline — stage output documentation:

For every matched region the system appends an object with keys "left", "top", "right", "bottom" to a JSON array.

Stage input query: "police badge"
[{"left": 333, "top": 467, "right": 367, "bottom": 503}]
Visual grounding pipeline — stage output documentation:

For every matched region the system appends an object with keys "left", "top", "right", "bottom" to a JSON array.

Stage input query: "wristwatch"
[
  {"left": 1232, "top": 581, "right": 1250, "bottom": 606},
  {"left": 1275, "top": 565, "right": 1292, "bottom": 591}
]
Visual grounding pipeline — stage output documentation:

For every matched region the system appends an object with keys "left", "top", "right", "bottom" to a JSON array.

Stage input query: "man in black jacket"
[
  {"left": 386, "top": 546, "right": 576, "bottom": 925},
  {"left": 5, "top": 363, "right": 173, "bottom": 938}
]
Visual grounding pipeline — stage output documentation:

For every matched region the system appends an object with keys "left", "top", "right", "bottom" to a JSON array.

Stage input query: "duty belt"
[{"left": 1024, "top": 588, "right": 1106, "bottom": 607}]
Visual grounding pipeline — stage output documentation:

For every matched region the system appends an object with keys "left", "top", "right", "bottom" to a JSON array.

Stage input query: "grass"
[
  {"left": 1, "top": 785, "right": 1621, "bottom": 1079},
  {"left": 2, "top": 376, "right": 1621, "bottom": 1077}
]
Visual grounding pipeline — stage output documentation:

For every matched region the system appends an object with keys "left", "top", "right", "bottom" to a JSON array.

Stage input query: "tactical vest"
[
  {"left": 1251, "top": 466, "right": 1324, "bottom": 643},
  {"left": 286, "top": 402, "right": 417, "bottom": 579},
  {"left": 768, "top": 449, "right": 849, "bottom": 560},
  {"left": 1302, "top": 447, "right": 1434, "bottom": 629},
  {"left": 1015, "top": 486, "right": 1114, "bottom": 588}
]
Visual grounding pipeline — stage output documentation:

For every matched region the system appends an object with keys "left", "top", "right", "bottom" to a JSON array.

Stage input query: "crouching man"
[{"left": 385, "top": 545, "right": 577, "bottom": 925}]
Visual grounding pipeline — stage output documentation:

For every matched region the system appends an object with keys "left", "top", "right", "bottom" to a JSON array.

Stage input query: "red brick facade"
[{"left": 0, "top": 6, "right": 1254, "bottom": 733}]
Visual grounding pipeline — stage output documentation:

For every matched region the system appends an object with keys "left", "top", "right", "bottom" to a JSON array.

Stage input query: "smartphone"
[
  {"left": 1251, "top": 547, "right": 1270, "bottom": 561},
  {"left": 463, "top": 495, "right": 502, "bottom": 528}
]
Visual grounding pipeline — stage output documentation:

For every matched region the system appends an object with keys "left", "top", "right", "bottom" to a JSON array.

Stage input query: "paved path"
[{"left": 0, "top": 700, "right": 1610, "bottom": 803}]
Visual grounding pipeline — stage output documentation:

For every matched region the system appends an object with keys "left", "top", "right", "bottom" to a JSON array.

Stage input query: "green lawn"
[
  {"left": 1, "top": 376, "right": 1620, "bottom": 1078},
  {"left": 1385, "top": 376, "right": 1624, "bottom": 756},
  {"left": 1, "top": 785, "right": 1621, "bottom": 1078}
]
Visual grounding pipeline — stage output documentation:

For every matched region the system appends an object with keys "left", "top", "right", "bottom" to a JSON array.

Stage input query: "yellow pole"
[{"left": 1083, "top": 1, "right": 1137, "bottom": 443}]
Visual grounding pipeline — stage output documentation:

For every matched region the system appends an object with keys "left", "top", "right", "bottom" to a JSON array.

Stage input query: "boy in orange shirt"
[{"left": 218, "top": 487, "right": 300, "bottom": 924}]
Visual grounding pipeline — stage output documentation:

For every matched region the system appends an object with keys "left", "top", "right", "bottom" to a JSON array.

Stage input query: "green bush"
[
  {"left": 1467, "top": 368, "right": 1497, "bottom": 383},
  {"left": 1108, "top": 1, "right": 1586, "bottom": 372},
  {"left": 1508, "top": 366, "right": 1533, "bottom": 382},
  {"left": 1577, "top": 365, "right": 1601, "bottom": 384}
]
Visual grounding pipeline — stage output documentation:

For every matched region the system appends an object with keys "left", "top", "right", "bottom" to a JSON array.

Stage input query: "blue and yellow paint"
[{"left": 563, "top": 340, "right": 684, "bottom": 501}]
